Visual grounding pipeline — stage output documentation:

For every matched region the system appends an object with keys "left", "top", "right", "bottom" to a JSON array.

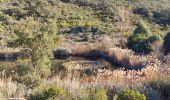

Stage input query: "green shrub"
[
  {"left": 51, "top": 63, "right": 67, "bottom": 78},
  {"left": 84, "top": 32, "right": 93, "bottom": 42},
  {"left": 133, "top": 7, "right": 153, "bottom": 18},
  {"left": 80, "top": 87, "right": 107, "bottom": 100},
  {"left": 29, "top": 85, "right": 66, "bottom": 100},
  {"left": 8, "top": 17, "right": 61, "bottom": 77},
  {"left": 60, "top": 0, "right": 73, "bottom": 3},
  {"left": 23, "top": 75, "right": 42, "bottom": 89},
  {"left": 127, "top": 20, "right": 160, "bottom": 53},
  {"left": 94, "top": 89, "right": 107, "bottom": 100},
  {"left": 0, "top": 61, "right": 43, "bottom": 90},
  {"left": 27, "top": 0, "right": 57, "bottom": 19},
  {"left": 54, "top": 49, "right": 71, "bottom": 59},
  {"left": 0, "top": 22, "right": 5, "bottom": 46},
  {"left": 140, "top": 86, "right": 161, "bottom": 100},
  {"left": 80, "top": 68, "right": 96, "bottom": 77},
  {"left": 114, "top": 90, "right": 146, "bottom": 100},
  {"left": 153, "top": 9, "right": 170, "bottom": 26},
  {"left": 14, "top": 63, "right": 34, "bottom": 76},
  {"left": 0, "top": 13, "right": 13, "bottom": 24},
  {"left": 43, "top": 85, "right": 66, "bottom": 99},
  {"left": 163, "top": 32, "right": 170, "bottom": 55},
  {"left": 3, "top": 8, "right": 28, "bottom": 20}
]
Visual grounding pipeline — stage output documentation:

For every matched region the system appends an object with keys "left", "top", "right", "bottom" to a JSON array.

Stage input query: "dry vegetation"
[{"left": 0, "top": 0, "right": 170, "bottom": 100}]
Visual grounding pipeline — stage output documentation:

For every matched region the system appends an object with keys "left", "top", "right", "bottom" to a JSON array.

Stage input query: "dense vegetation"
[{"left": 0, "top": 0, "right": 170, "bottom": 100}]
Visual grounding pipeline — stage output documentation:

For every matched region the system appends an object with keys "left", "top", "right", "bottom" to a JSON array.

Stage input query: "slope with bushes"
[{"left": 0, "top": 0, "right": 170, "bottom": 100}]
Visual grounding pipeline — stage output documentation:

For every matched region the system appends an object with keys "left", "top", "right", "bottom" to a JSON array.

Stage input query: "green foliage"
[
  {"left": 29, "top": 85, "right": 66, "bottom": 100},
  {"left": 133, "top": 1, "right": 170, "bottom": 26},
  {"left": 84, "top": 32, "right": 93, "bottom": 42},
  {"left": 114, "top": 90, "right": 146, "bottom": 100},
  {"left": 12, "top": 63, "right": 42, "bottom": 89},
  {"left": 163, "top": 32, "right": 170, "bottom": 55},
  {"left": 94, "top": 88, "right": 107, "bottom": 100},
  {"left": 27, "top": 0, "right": 57, "bottom": 19},
  {"left": 8, "top": 17, "right": 61, "bottom": 77},
  {"left": 0, "top": 1, "right": 170, "bottom": 99},
  {"left": 153, "top": 9, "right": 170, "bottom": 26},
  {"left": 134, "top": 20, "right": 151, "bottom": 35},
  {"left": 133, "top": 7, "right": 153, "bottom": 18},
  {"left": 81, "top": 87, "right": 107, "bottom": 100},
  {"left": 54, "top": 49, "right": 70, "bottom": 58},
  {"left": 0, "top": 14, "right": 15, "bottom": 27},
  {"left": 43, "top": 86, "right": 65, "bottom": 99},
  {"left": 0, "top": 21, "right": 14, "bottom": 46},
  {"left": 139, "top": 86, "right": 162, "bottom": 100},
  {"left": 127, "top": 20, "right": 160, "bottom": 53},
  {"left": 0, "top": 61, "right": 42, "bottom": 89},
  {"left": 23, "top": 75, "right": 42, "bottom": 89},
  {"left": 3, "top": 7, "right": 28, "bottom": 20},
  {"left": 80, "top": 68, "right": 96, "bottom": 77},
  {"left": 13, "top": 62, "right": 34, "bottom": 76},
  {"left": 0, "top": 22, "right": 4, "bottom": 46},
  {"left": 60, "top": 0, "right": 73, "bottom": 3},
  {"left": 51, "top": 62, "right": 67, "bottom": 78}
]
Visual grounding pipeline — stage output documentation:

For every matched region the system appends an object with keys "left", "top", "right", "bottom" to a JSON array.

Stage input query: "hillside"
[{"left": 0, "top": 0, "right": 170, "bottom": 100}]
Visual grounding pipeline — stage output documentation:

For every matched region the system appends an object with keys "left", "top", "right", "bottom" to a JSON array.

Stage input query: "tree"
[
  {"left": 8, "top": 17, "right": 61, "bottom": 77},
  {"left": 127, "top": 20, "right": 160, "bottom": 53}
]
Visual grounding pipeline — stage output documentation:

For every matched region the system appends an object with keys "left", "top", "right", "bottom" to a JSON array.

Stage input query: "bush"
[
  {"left": 3, "top": 8, "right": 28, "bottom": 20},
  {"left": 0, "top": 13, "right": 13, "bottom": 24},
  {"left": 51, "top": 63, "right": 67, "bottom": 78},
  {"left": 23, "top": 75, "right": 42, "bottom": 89},
  {"left": 83, "top": 88, "right": 108, "bottom": 100},
  {"left": 133, "top": 7, "right": 153, "bottom": 18},
  {"left": 27, "top": 0, "right": 57, "bottom": 19},
  {"left": 84, "top": 32, "right": 93, "bottom": 42},
  {"left": 163, "top": 32, "right": 170, "bottom": 55},
  {"left": 127, "top": 20, "right": 160, "bottom": 53},
  {"left": 60, "top": 0, "right": 73, "bottom": 3},
  {"left": 8, "top": 17, "right": 60, "bottom": 78},
  {"left": 140, "top": 86, "right": 161, "bottom": 100},
  {"left": 80, "top": 68, "right": 96, "bottom": 77},
  {"left": 42, "top": 85, "right": 66, "bottom": 99},
  {"left": 0, "top": 61, "right": 42, "bottom": 89},
  {"left": 94, "top": 89, "right": 107, "bottom": 100},
  {"left": 133, "top": 4, "right": 170, "bottom": 26},
  {"left": 114, "top": 90, "right": 146, "bottom": 100},
  {"left": 153, "top": 9, "right": 170, "bottom": 26},
  {"left": 29, "top": 85, "right": 66, "bottom": 100},
  {"left": 54, "top": 49, "right": 71, "bottom": 59}
]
